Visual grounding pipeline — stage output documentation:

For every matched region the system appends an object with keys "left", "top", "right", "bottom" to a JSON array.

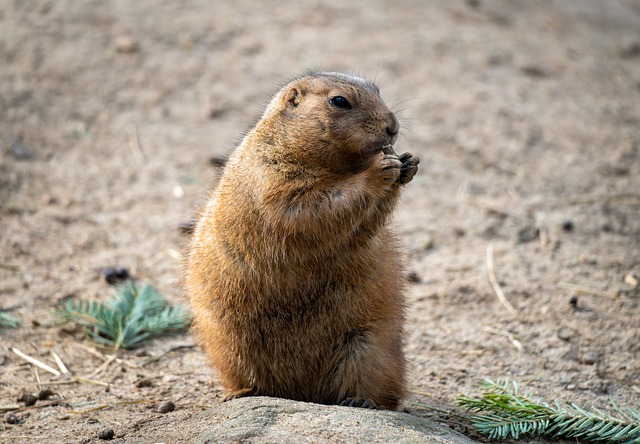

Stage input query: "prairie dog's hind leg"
[{"left": 322, "top": 328, "right": 405, "bottom": 410}]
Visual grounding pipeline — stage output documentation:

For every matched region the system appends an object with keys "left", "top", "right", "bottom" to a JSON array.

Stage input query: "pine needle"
[
  {"left": 457, "top": 379, "right": 640, "bottom": 443},
  {"left": 56, "top": 281, "right": 191, "bottom": 350}
]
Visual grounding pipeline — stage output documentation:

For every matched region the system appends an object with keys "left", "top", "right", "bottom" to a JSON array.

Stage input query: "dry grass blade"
[
  {"left": 51, "top": 351, "right": 69, "bottom": 374},
  {"left": 69, "top": 398, "right": 158, "bottom": 414},
  {"left": 559, "top": 282, "right": 617, "bottom": 299},
  {"left": 0, "top": 263, "right": 21, "bottom": 272},
  {"left": 128, "top": 123, "right": 145, "bottom": 164},
  {"left": 11, "top": 348, "right": 61, "bottom": 376},
  {"left": 483, "top": 326, "right": 523, "bottom": 352},
  {"left": 486, "top": 244, "right": 517, "bottom": 315}
]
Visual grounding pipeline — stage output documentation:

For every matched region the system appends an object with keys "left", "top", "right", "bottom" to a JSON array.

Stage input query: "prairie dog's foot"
[
  {"left": 378, "top": 154, "right": 402, "bottom": 186},
  {"left": 339, "top": 398, "right": 380, "bottom": 409},
  {"left": 223, "top": 387, "right": 258, "bottom": 401},
  {"left": 397, "top": 152, "right": 419, "bottom": 185}
]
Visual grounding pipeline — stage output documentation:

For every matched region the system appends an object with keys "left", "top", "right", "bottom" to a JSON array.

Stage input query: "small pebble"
[
  {"left": 517, "top": 226, "right": 539, "bottom": 243},
  {"left": 561, "top": 219, "right": 574, "bottom": 232},
  {"left": 581, "top": 352, "right": 599, "bottom": 365},
  {"left": 97, "top": 427, "right": 115, "bottom": 440},
  {"left": 114, "top": 35, "right": 138, "bottom": 53},
  {"left": 17, "top": 392, "right": 38, "bottom": 406},
  {"left": 135, "top": 377, "right": 154, "bottom": 388},
  {"left": 569, "top": 296, "right": 578, "bottom": 309},
  {"left": 577, "top": 382, "right": 589, "bottom": 390},
  {"left": 520, "top": 65, "right": 548, "bottom": 78},
  {"left": 419, "top": 237, "right": 434, "bottom": 252},
  {"left": 563, "top": 345, "right": 580, "bottom": 362},
  {"left": 566, "top": 384, "right": 576, "bottom": 391},
  {"left": 9, "top": 138, "right": 31, "bottom": 159},
  {"left": 5, "top": 412, "right": 22, "bottom": 424},
  {"left": 624, "top": 272, "right": 638, "bottom": 289},
  {"left": 557, "top": 328, "right": 573, "bottom": 341},
  {"left": 157, "top": 400, "right": 176, "bottom": 414},
  {"left": 619, "top": 41, "right": 640, "bottom": 59},
  {"left": 102, "top": 267, "right": 130, "bottom": 285},
  {"left": 58, "top": 414, "right": 70, "bottom": 421},
  {"left": 38, "top": 388, "right": 55, "bottom": 400},
  {"left": 453, "top": 227, "right": 466, "bottom": 237}
]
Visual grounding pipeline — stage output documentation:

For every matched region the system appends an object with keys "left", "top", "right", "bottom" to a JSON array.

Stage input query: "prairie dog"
[{"left": 185, "top": 71, "right": 419, "bottom": 409}]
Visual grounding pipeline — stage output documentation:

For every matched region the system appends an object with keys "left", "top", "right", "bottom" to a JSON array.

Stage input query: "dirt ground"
[{"left": 1, "top": 0, "right": 639, "bottom": 442}]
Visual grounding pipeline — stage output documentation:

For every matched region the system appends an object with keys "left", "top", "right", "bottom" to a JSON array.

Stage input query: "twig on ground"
[
  {"left": 85, "top": 354, "right": 118, "bottom": 378},
  {"left": 538, "top": 227, "right": 549, "bottom": 248},
  {"left": 75, "top": 344, "right": 140, "bottom": 369},
  {"left": 558, "top": 193, "right": 640, "bottom": 206},
  {"left": 0, "top": 262, "right": 21, "bottom": 272},
  {"left": 10, "top": 399, "right": 66, "bottom": 413},
  {"left": 128, "top": 124, "right": 145, "bottom": 165},
  {"left": 406, "top": 399, "right": 458, "bottom": 416},
  {"left": 483, "top": 326, "right": 523, "bottom": 352},
  {"left": 0, "top": 404, "right": 21, "bottom": 412},
  {"left": 515, "top": 193, "right": 640, "bottom": 210},
  {"left": 13, "top": 346, "right": 110, "bottom": 387},
  {"left": 12, "top": 348, "right": 61, "bottom": 376},
  {"left": 69, "top": 398, "right": 158, "bottom": 414},
  {"left": 52, "top": 351, "right": 69, "bottom": 374},
  {"left": 138, "top": 344, "right": 196, "bottom": 367},
  {"left": 456, "top": 184, "right": 519, "bottom": 219},
  {"left": 71, "top": 376, "right": 111, "bottom": 387},
  {"left": 77, "top": 344, "right": 105, "bottom": 358},
  {"left": 559, "top": 282, "right": 616, "bottom": 298},
  {"left": 486, "top": 244, "right": 517, "bottom": 315},
  {"left": 33, "top": 367, "right": 41, "bottom": 390}
]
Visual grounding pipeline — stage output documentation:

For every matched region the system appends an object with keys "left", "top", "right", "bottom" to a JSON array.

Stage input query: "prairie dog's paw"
[
  {"left": 377, "top": 154, "right": 402, "bottom": 187},
  {"left": 223, "top": 387, "right": 258, "bottom": 401},
  {"left": 339, "top": 398, "right": 380, "bottom": 409},
  {"left": 397, "top": 152, "right": 419, "bottom": 185}
]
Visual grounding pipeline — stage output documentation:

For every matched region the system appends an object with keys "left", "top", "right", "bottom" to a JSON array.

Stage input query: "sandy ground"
[{"left": 1, "top": 0, "right": 639, "bottom": 442}]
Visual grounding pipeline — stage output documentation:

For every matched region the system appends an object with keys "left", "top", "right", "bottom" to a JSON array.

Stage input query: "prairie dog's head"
[{"left": 259, "top": 72, "right": 399, "bottom": 174}]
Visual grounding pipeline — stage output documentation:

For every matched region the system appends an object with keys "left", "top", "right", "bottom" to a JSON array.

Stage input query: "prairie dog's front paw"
[
  {"left": 378, "top": 154, "right": 402, "bottom": 186},
  {"left": 397, "top": 152, "right": 419, "bottom": 185}
]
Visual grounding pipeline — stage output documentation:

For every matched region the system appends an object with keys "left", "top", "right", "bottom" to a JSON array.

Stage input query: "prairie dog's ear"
[{"left": 285, "top": 87, "right": 302, "bottom": 108}]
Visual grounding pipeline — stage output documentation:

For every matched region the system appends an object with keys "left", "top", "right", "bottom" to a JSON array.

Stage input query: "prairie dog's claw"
[{"left": 382, "top": 144, "right": 397, "bottom": 156}]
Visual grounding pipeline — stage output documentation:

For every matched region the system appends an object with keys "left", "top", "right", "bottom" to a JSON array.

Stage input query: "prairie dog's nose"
[{"left": 386, "top": 112, "right": 399, "bottom": 137}]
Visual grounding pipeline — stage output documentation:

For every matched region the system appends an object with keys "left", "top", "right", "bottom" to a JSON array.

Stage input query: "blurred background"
[{"left": 1, "top": 0, "right": 639, "bottom": 440}]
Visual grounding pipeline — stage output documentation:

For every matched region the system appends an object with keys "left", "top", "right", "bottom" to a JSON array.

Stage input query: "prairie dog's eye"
[{"left": 329, "top": 96, "right": 352, "bottom": 109}]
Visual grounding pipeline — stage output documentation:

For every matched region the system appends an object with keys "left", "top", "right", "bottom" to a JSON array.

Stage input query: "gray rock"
[{"left": 197, "top": 396, "right": 477, "bottom": 444}]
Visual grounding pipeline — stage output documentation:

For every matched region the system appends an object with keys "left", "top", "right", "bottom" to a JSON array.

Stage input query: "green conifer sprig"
[
  {"left": 57, "top": 281, "right": 191, "bottom": 350},
  {"left": 0, "top": 310, "right": 20, "bottom": 330},
  {"left": 457, "top": 380, "right": 640, "bottom": 443}
]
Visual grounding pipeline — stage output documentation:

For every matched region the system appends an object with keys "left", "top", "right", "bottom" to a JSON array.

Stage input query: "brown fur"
[{"left": 184, "top": 72, "right": 419, "bottom": 410}]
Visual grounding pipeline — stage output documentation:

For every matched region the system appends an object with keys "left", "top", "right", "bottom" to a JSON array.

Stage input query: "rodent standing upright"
[{"left": 185, "top": 71, "right": 419, "bottom": 410}]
